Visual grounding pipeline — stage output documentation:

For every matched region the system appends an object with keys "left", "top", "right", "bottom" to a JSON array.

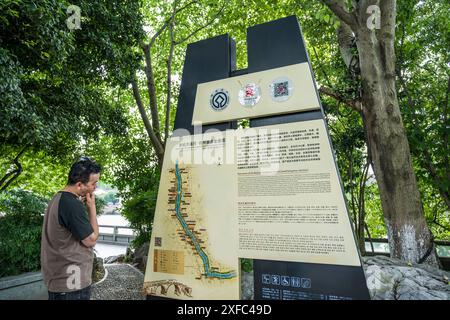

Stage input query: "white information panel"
[{"left": 143, "top": 120, "right": 361, "bottom": 299}]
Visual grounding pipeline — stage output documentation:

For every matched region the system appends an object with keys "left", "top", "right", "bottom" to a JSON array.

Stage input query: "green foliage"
[
  {"left": 99, "top": 191, "right": 118, "bottom": 205},
  {"left": 0, "top": 0, "right": 143, "bottom": 163},
  {"left": 122, "top": 188, "right": 158, "bottom": 249},
  {"left": 0, "top": 189, "right": 48, "bottom": 277},
  {"left": 94, "top": 194, "right": 106, "bottom": 217},
  {"left": 363, "top": 184, "right": 387, "bottom": 239},
  {"left": 0, "top": 187, "right": 105, "bottom": 277},
  {"left": 1, "top": 1, "right": 448, "bottom": 273},
  {"left": 86, "top": 89, "right": 159, "bottom": 247},
  {"left": 68, "top": 0, "right": 145, "bottom": 87},
  {"left": 110, "top": 124, "right": 159, "bottom": 249},
  {"left": 395, "top": 0, "right": 450, "bottom": 239},
  {"left": 0, "top": 150, "right": 68, "bottom": 198},
  {"left": 241, "top": 258, "right": 253, "bottom": 273}
]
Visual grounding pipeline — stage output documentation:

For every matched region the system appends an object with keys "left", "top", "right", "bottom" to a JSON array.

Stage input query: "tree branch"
[
  {"left": 174, "top": 4, "right": 224, "bottom": 45},
  {"left": 312, "top": 46, "right": 333, "bottom": 88},
  {"left": 336, "top": 22, "right": 359, "bottom": 74},
  {"left": 444, "top": 75, "right": 449, "bottom": 185},
  {"left": 0, "top": 169, "right": 21, "bottom": 192},
  {"left": 348, "top": 150, "right": 358, "bottom": 231},
  {"left": 380, "top": 0, "right": 396, "bottom": 34},
  {"left": 142, "top": 0, "right": 199, "bottom": 147},
  {"left": 432, "top": 219, "right": 450, "bottom": 232},
  {"left": 165, "top": 3, "right": 177, "bottom": 146},
  {"left": 142, "top": 44, "right": 162, "bottom": 142},
  {"left": 321, "top": 0, "right": 357, "bottom": 29},
  {"left": 149, "top": 0, "right": 198, "bottom": 47},
  {"left": 423, "top": 147, "right": 450, "bottom": 209},
  {"left": 397, "top": 70, "right": 450, "bottom": 209},
  {"left": 0, "top": 146, "right": 27, "bottom": 192},
  {"left": 379, "top": 0, "right": 397, "bottom": 77},
  {"left": 356, "top": 156, "right": 370, "bottom": 253},
  {"left": 364, "top": 222, "right": 375, "bottom": 253},
  {"left": 319, "top": 86, "right": 362, "bottom": 113},
  {"left": 131, "top": 77, "right": 164, "bottom": 161}
]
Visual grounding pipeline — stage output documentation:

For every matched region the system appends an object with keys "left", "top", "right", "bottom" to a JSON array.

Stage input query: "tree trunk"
[
  {"left": 0, "top": 146, "right": 27, "bottom": 193},
  {"left": 322, "top": 0, "right": 440, "bottom": 267},
  {"left": 356, "top": 27, "right": 440, "bottom": 266}
]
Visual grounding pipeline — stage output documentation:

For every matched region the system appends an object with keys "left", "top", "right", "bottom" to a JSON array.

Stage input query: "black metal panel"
[
  {"left": 247, "top": 15, "right": 324, "bottom": 127},
  {"left": 254, "top": 259, "right": 371, "bottom": 300},
  {"left": 152, "top": 15, "right": 370, "bottom": 301},
  {"left": 247, "top": 15, "right": 308, "bottom": 73},
  {"left": 173, "top": 34, "right": 237, "bottom": 135}
]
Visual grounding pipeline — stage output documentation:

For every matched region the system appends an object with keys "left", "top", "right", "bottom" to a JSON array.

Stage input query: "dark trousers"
[{"left": 48, "top": 285, "right": 91, "bottom": 300}]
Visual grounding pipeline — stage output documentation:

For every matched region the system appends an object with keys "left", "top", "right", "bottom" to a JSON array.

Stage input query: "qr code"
[
  {"left": 274, "top": 81, "right": 289, "bottom": 97},
  {"left": 154, "top": 237, "right": 162, "bottom": 247}
]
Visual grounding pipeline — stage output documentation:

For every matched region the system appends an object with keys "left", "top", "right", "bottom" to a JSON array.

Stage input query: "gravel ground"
[
  {"left": 91, "top": 264, "right": 145, "bottom": 300},
  {"left": 91, "top": 264, "right": 254, "bottom": 300}
]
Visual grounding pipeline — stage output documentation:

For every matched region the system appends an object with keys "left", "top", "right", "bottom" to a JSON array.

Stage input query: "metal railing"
[
  {"left": 363, "top": 238, "right": 450, "bottom": 270},
  {"left": 97, "top": 225, "right": 135, "bottom": 245},
  {"left": 364, "top": 238, "right": 450, "bottom": 254}
]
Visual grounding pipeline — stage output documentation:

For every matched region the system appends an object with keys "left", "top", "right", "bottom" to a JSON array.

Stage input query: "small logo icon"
[
  {"left": 271, "top": 275, "right": 280, "bottom": 285},
  {"left": 281, "top": 276, "right": 290, "bottom": 286},
  {"left": 291, "top": 276, "right": 301, "bottom": 287},
  {"left": 210, "top": 89, "right": 230, "bottom": 111},
  {"left": 262, "top": 274, "right": 271, "bottom": 284},
  {"left": 301, "top": 278, "right": 311, "bottom": 289},
  {"left": 239, "top": 83, "right": 261, "bottom": 107},
  {"left": 270, "top": 77, "right": 293, "bottom": 102}
]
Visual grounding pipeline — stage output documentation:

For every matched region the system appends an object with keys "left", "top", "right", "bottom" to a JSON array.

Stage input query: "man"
[{"left": 41, "top": 156, "right": 101, "bottom": 300}]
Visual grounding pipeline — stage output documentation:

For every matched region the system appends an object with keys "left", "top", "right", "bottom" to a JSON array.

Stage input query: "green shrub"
[
  {"left": 241, "top": 258, "right": 253, "bottom": 273},
  {"left": 121, "top": 190, "right": 156, "bottom": 250},
  {"left": 0, "top": 189, "right": 48, "bottom": 277},
  {"left": 94, "top": 195, "right": 106, "bottom": 217}
]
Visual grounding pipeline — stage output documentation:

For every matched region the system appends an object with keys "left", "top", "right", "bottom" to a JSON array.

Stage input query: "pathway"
[{"left": 91, "top": 264, "right": 145, "bottom": 300}]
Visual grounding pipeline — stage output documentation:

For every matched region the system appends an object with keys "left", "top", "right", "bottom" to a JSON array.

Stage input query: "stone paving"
[{"left": 91, "top": 264, "right": 145, "bottom": 300}]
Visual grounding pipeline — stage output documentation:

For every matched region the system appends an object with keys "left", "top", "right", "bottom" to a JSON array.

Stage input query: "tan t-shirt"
[{"left": 41, "top": 191, "right": 94, "bottom": 292}]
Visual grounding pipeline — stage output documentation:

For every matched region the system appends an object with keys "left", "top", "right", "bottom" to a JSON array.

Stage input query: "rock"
[
  {"left": 241, "top": 271, "right": 254, "bottom": 300},
  {"left": 104, "top": 254, "right": 125, "bottom": 264},
  {"left": 362, "top": 255, "right": 450, "bottom": 300},
  {"left": 239, "top": 256, "right": 449, "bottom": 300},
  {"left": 132, "top": 242, "right": 150, "bottom": 272},
  {"left": 104, "top": 256, "right": 117, "bottom": 264},
  {"left": 122, "top": 247, "right": 134, "bottom": 263},
  {"left": 92, "top": 254, "right": 105, "bottom": 283}
]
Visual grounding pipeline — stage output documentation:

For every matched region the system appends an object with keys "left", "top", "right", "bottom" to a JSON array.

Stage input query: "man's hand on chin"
[{"left": 85, "top": 192, "right": 96, "bottom": 210}]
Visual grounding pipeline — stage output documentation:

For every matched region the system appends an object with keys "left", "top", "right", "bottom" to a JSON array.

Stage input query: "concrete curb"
[
  {"left": 92, "top": 268, "right": 109, "bottom": 287},
  {"left": 0, "top": 272, "right": 47, "bottom": 300},
  {"left": 103, "top": 263, "right": 144, "bottom": 276},
  {"left": 0, "top": 272, "right": 42, "bottom": 290}
]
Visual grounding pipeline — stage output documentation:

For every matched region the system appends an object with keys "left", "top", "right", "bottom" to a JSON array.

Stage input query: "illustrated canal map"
[{"left": 143, "top": 131, "right": 240, "bottom": 299}]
